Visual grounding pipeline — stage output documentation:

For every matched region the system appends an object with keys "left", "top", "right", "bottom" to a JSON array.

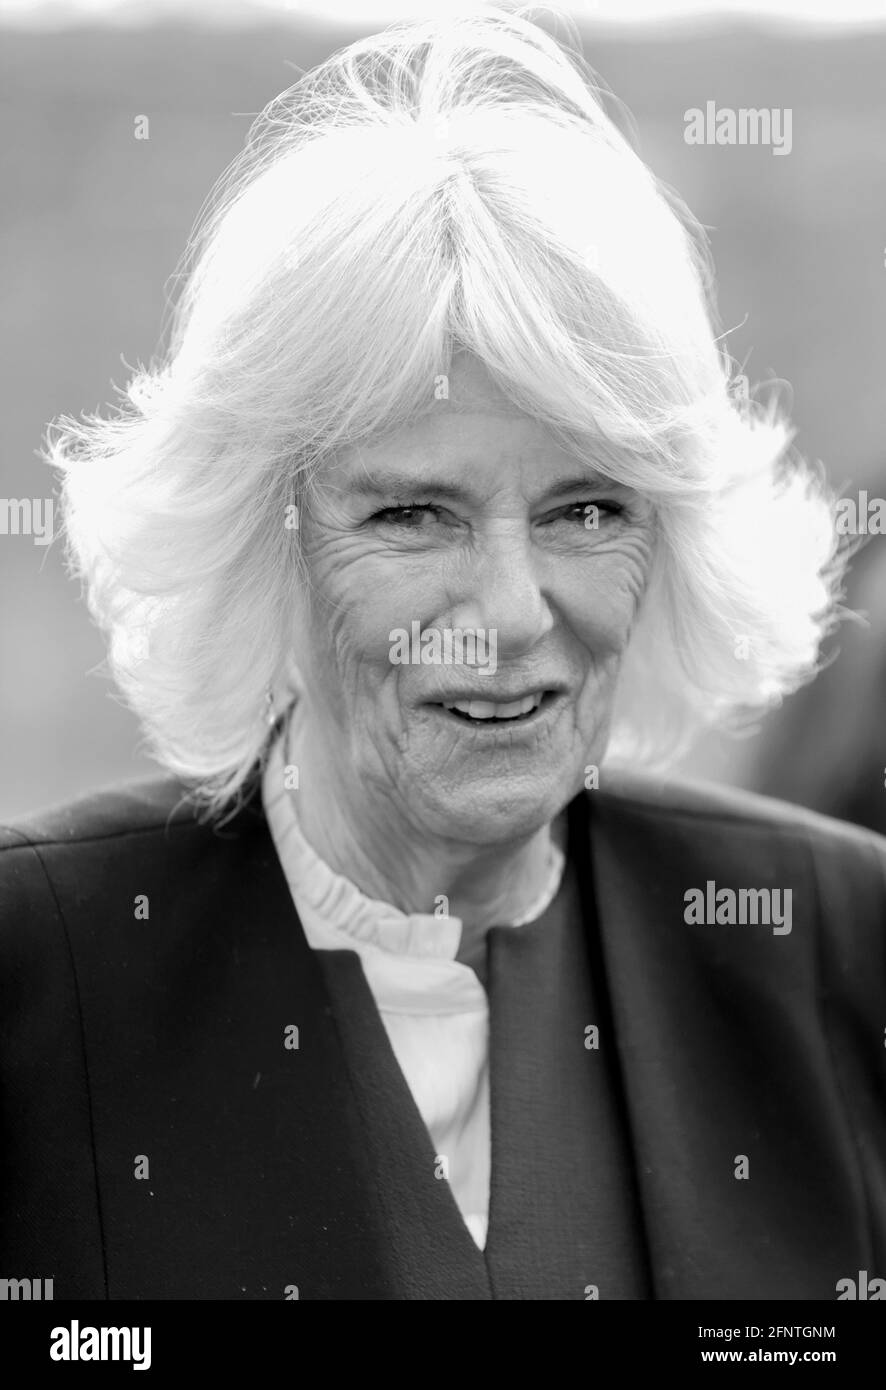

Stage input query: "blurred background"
[{"left": 1, "top": 0, "right": 885, "bottom": 830}]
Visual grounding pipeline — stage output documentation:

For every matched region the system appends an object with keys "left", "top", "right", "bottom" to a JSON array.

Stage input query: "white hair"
[{"left": 47, "top": 6, "right": 845, "bottom": 819}]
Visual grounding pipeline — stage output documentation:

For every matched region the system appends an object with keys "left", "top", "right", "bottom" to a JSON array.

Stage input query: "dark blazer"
[{"left": 1, "top": 771, "right": 885, "bottom": 1300}]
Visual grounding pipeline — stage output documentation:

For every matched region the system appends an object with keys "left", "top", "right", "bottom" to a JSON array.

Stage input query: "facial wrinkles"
[
  {"left": 301, "top": 466, "right": 653, "bottom": 733},
  {"left": 282, "top": 356, "right": 659, "bottom": 908}
]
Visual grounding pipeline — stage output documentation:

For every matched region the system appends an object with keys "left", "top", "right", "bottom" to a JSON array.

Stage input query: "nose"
[{"left": 447, "top": 524, "right": 554, "bottom": 659}]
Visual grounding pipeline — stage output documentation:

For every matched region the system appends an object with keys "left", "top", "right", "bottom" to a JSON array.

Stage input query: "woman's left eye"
[{"left": 551, "top": 501, "right": 624, "bottom": 525}]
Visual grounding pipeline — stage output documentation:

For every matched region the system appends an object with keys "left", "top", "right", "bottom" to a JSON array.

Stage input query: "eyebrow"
[{"left": 349, "top": 469, "right": 619, "bottom": 503}]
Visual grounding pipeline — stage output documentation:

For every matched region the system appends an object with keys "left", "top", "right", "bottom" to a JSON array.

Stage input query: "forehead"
[
  {"left": 431, "top": 352, "right": 526, "bottom": 418},
  {"left": 328, "top": 352, "right": 570, "bottom": 491}
]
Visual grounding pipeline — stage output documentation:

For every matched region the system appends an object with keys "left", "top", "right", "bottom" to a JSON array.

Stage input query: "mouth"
[{"left": 431, "top": 689, "right": 563, "bottom": 727}]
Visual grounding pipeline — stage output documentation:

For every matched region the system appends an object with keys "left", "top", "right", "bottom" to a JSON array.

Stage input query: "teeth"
[{"left": 443, "top": 693, "right": 543, "bottom": 720}]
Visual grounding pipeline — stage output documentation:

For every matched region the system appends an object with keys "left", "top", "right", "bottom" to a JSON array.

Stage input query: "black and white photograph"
[{"left": 1, "top": 0, "right": 885, "bottom": 1348}]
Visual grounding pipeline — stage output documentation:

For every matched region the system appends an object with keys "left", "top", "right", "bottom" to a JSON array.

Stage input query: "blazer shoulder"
[
  {"left": 0, "top": 776, "right": 267, "bottom": 952},
  {"left": 594, "top": 767, "right": 886, "bottom": 863},
  {"left": 590, "top": 770, "right": 886, "bottom": 982},
  {"left": 0, "top": 775, "right": 204, "bottom": 854}
]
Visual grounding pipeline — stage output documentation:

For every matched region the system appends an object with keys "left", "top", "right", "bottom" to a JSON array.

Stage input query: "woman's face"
[{"left": 291, "top": 353, "right": 656, "bottom": 844}]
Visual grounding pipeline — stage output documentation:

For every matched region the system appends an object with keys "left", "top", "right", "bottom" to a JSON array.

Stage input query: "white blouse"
[{"left": 261, "top": 706, "right": 565, "bottom": 1250}]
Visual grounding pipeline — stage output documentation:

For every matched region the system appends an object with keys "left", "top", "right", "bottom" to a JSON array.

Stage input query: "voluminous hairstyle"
[{"left": 48, "top": 6, "right": 844, "bottom": 819}]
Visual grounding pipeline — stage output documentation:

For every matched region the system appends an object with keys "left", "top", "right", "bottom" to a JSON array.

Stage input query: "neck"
[{"left": 275, "top": 701, "right": 567, "bottom": 950}]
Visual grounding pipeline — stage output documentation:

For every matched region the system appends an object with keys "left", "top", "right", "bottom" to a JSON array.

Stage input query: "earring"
[{"left": 264, "top": 686, "right": 277, "bottom": 729}]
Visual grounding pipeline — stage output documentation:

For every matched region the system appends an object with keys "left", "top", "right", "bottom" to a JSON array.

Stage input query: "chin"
[{"left": 416, "top": 771, "right": 572, "bottom": 847}]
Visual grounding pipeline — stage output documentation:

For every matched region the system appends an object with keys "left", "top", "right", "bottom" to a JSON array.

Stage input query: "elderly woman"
[{"left": 2, "top": 11, "right": 884, "bottom": 1303}]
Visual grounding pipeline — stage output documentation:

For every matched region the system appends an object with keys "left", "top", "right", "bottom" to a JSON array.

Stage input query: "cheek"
[
  {"left": 297, "top": 528, "right": 429, "bottom": 682},
  {"left": 297, "top": 510, "right": 656, "bottom": 683},
  {"left": 561, "top": 532, "right": 655, "bottom": 658}
]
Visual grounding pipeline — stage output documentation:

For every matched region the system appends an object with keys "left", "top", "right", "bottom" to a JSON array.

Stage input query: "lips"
[
  {"left": 443, "top": 692, "right": 543, "bottom": 721},
  {"left": 429, "top": 686, "right": 565, "bottom": 726}
]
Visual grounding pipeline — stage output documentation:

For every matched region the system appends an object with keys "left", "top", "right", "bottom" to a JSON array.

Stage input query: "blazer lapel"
[
  {"left": 586, "top": 786, "right": 872, "bottom": 1299},
  {"left": 315, "top": 950, "right": 493, "bottom": 1299},
  {"left": 483, "top": 793, "right": 653, "bottom": 1299},
  {"left": 68, "top": 796, "right": 407, "bottom": 1299}
]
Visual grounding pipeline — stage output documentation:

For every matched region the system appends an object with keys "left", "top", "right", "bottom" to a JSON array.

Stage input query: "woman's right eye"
[{"left": 371, "top": 504, "right": 442, "bottom": 528}]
